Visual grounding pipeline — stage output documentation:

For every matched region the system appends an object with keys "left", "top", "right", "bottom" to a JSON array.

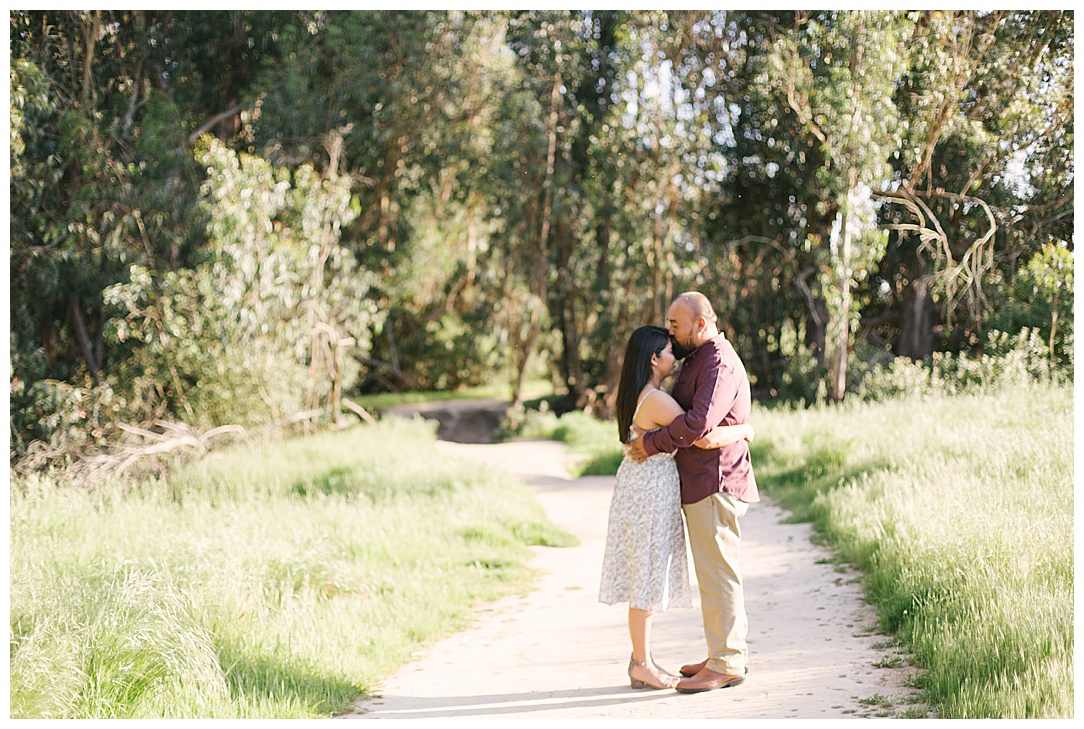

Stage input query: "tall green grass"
[
  {"left": 9, "top": 418, "right": 573, "bottom": 718},
  {"left": 538, "top": 383, "right": 1073, "bottom": 718},
  {"left": 751, "top": 384, "right": 1073, "bottom": 719}
]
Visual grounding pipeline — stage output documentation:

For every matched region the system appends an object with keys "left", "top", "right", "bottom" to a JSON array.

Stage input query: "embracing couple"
[{"left": 598, "top": 291, "right": 759, "bottom": 693}]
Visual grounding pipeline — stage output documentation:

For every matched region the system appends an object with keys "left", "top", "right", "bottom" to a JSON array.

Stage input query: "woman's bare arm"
[
  {"left": 631, "top": 389, "right": 752, "bottom": 450},
  {"left": 693, "top": 423, "right": 754, "bottom": 449}
]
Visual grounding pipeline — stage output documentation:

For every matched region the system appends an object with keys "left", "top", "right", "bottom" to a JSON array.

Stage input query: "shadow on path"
[
  {"left": 358, "top": 686, "right": 674, "bottom": 719},
  {"left": 380, "top": 399, "right": 509, "bottom": 443}
]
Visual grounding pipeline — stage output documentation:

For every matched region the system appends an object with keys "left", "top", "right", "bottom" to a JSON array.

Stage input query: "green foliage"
[
  {"left": 9, "top": 10, "right": 294, "bottom": 457},
  {"left": 103, "top": 265, "right": 307, "bottom": 428},
  {"left": 9, "top": 58, "right": 54, "bottom": 168},
  {"left": 778, "top": 342, "right": 827, "bottom": 404},
  {"left": 98, "top": 139, "right": 380, "bottom": 430},
  {"left": 9, "top": 419, "right": 573, "bottom": 718},
  {"left": 985, "top": 242, "right": 1074, "bottom": 369},
  {"left": 8, "top": 10, "right": 1076, "bottom": 473}
]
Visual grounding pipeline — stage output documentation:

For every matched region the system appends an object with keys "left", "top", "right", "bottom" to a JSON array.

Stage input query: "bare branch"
[
  {"left": 793, "top": 266, "right": 825, "bottom": 330},
  {"left": 186, "top": 104, "right": 244, "bottom": 147},
  {"left": 875, "top": 186, "right": 998, "bottom": 326},
  {"left": 341, "top": 398, "right": 377, "bottom": 425}
]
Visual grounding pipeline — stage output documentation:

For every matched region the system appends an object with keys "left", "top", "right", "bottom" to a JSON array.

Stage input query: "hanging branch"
[{"left": 875, "top": 186, "right": 997, "bottom": 326}]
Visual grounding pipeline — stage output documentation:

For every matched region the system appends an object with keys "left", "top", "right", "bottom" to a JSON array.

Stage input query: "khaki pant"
[{"left": 682, "top": 492, "right": 749, "bottom": 675}]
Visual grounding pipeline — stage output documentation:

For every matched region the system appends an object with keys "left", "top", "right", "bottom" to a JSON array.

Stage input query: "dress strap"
[{"left": 632, "top": 387, "right": 657, "bottom": 423}]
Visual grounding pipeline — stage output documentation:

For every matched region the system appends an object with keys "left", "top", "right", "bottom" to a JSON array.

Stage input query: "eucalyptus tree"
[
  {"left": 490, "top": 10, "right": 577, "bottom": 405},
  {"left": 657, "top": 10, "right": 819, "bottom": 398},
  {"left": 9, "top": 10, "right": 293, "bottom": 459},
  {"left": 10, "top": 10, "right": 181, "bottom": 389},
  {"left": 657, "top": 10, "right": 1073, "bottom": 398},
  {"left": 103, "top": 138, "right": 378, "bottom": 430},
  {"left": 765, "top": 10, "right": 911, "bottom": 401},
  {"left": 496, "top": 11, "right": 726, "bottom": 412},
  {"left": 503, "top": 9, "right": 692, "bottom": 410},
  {"left": 250, "top": 10, "right": 511, "bottom": 393},
  {"left": 576, "top": 10, "right": 692, "bottom": 408},
  {"left": 496, "top": 9, "right": 653, "bottom": 409},
  {"left": 875, "top": 10, "right": 1074, "bottom": 360},
  {"left": 9, "top": 10, "right": 289, "bottom": 380}
]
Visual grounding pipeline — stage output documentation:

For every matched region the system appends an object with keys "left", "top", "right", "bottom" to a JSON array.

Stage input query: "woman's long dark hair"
[{"left": 615, "top": 326, "right": 670, "bottom": 444}]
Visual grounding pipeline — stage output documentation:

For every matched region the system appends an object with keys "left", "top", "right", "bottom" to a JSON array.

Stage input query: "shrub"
[
  {"left": 11, "top": 140, "right": 384, "bottom": 475},
  {"left": 856, "top": 328, "right": 1068, "bottom": 402}
]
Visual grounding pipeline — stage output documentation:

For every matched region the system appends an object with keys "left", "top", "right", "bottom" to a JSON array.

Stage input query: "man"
[{"left": 625, "top": 291, "right": 759, "bottom": 693}]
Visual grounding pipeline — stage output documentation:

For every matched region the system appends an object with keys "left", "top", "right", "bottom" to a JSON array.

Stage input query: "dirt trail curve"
[{"left": 339, "top": 437, "right": 922, "bottom": 720}]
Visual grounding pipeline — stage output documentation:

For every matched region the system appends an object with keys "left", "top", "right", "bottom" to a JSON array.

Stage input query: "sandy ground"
[{"left": 338, "top": 438, "right": 924, "bottom": 721}]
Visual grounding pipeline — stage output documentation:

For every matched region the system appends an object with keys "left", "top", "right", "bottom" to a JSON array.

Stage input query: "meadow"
[
  {"left": 8, "top": 383, "right": 1073, "bottom": 719},
  {"left": 534, "top": 382, "right": 1074, "bottom": 719},
  {"left": 8, "top": 418, "right": 573, "bottom": 718}
]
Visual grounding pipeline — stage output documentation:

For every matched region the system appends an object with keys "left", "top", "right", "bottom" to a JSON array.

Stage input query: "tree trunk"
[
  {"left": 552, "top": 219, "right": 584, "bottom": 403},
  {"left": 794, "top": 264, "right": 828, "bottom": 369},
  {"left": 536, "top": 70, "right": 561, "bottom": 300},
  {"left": 897, "top": 275, "right": 936, "bottom": 360},
  {"left": 512, "top": 72, "right": 562, "bottom": 406},
  {"left": 511, "top": 310, "right": 541, "bottom": 409},
  {"left": 1049, "top": 287, "right": 1059, "bottom": 361},
  {"left": 827, "top": 201, "right": 853, "bottom": 403},
  {"left": 69, "top": 295, "right": 101, "bottom": 383},
  {"left": 329, "top": 337, "right": 354, "bottom": 426},
  {"left": 80, "top": 10, "right": 101, "bottom": 110}
]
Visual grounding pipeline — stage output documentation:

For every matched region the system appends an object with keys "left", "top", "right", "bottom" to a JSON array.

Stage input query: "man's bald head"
[
  {"left": 673, "top": 291, "right": 717, "bottom": 325},
  {"left": 667, "top": 291, "right": 719, "bottom": 358}
]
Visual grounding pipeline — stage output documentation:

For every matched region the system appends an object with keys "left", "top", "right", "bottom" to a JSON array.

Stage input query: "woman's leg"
[
  {"left": 628, "top": 607, "right": 653, "bottom": 663},
  {"left": 627, "top": 607, "right": 677, "bottom": 688}
]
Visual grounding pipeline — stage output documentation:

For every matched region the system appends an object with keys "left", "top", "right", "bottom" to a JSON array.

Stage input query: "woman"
[{"left": 598, "top": 325, "right": 754, "bottom": 690}]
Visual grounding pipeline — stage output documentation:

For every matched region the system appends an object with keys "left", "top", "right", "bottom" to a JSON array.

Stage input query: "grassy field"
[
  {"left": 529, "top": 383, "right": 1074, "bottom": 719},
  {"left": 8, "top": 418, "right": 573, "bottom": 719}
]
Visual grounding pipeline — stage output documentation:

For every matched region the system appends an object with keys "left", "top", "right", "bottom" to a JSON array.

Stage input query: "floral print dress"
[{"left": 598, "top": 390, "right": 692, "bottom": 612}]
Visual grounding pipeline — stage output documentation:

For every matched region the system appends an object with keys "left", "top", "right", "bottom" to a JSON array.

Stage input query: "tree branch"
[{"left": 186, "top": 104, "right": 244, "bottom": 147}]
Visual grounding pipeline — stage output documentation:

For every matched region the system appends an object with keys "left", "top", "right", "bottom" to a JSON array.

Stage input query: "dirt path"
[{"left": 339, "top": 438, "right": 923, "bottom": 720}]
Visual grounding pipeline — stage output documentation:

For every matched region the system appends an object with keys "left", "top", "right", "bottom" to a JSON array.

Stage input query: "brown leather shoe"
[
  {"left": 679, "top": 659, "right": 708, "bottom": 677},
  {"left": 675, "top": 667, "right": 745, "bottom": 693}
]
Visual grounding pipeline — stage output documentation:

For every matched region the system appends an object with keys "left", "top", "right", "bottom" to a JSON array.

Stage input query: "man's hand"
[{"left": 624, "top": 436, "right": 649, "bottom": 463}]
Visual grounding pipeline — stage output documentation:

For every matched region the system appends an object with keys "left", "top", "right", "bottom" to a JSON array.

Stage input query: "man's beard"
[{"left": 671, "top": 335, "right": 696, "bottom": 360}]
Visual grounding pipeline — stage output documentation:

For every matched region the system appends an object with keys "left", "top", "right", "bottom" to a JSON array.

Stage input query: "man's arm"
[{"left": 642, "top": 358, "right": 739, "bottom": 457}]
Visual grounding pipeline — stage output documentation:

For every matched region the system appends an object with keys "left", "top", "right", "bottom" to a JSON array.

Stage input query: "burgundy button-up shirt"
[{"left": 642, "top": 333, "right": 759, "bottom": 505}]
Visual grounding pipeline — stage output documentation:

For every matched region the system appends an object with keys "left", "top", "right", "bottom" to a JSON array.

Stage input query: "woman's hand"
[{"left": 693, "top": 423, "right": 754, "bottom": 449}]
